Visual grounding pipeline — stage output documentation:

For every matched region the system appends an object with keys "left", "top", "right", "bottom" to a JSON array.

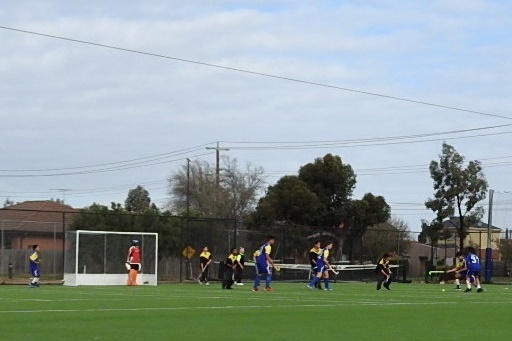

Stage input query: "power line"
[
  {"left": 1, "top": 24, "right": 511, "bottom": 121},
  {"left": 0, "top": 152, "right": 211, "bottom": 178},
  {"left": 224, "top": 123, "right": 512, "bottom": 145},
  {"left": 224, "top": 129, "right": 512, "bottom": 151},
  {"left": 0, "top": 143, "right": 212, "bottom": 172}
]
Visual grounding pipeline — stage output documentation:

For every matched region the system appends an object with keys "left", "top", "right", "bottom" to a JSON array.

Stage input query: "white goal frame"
[{"left": 63, "top": 230, "right": 158, "bottom": 286}]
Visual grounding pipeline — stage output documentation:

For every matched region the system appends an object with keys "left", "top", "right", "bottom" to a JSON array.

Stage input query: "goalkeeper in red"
[
  {"left": 126, "top": 239, "right": 141, "bottom": 286},
  {"left": 252, "top": 235, "right": 276, "bottom": 292}
]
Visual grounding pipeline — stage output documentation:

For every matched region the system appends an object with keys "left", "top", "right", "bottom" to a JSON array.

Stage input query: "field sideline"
[{"left": 1, "top": 282, "right": 510, "bottom": 340}]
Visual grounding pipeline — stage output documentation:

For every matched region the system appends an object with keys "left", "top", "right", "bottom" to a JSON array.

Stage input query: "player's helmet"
[{"left": 132, "top": 239, "right": 139, "bottom": 246}]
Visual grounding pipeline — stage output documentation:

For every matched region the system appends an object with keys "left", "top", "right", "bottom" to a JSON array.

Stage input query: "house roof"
[
  {"left": 0, "top": 201, "right": 79, "bottom": 233},
  {"left": 407, "top": 241, "right": 456, "bottom": 258},
  {"left": 442, "top": 217, "right": 501, "bottom": 231}
]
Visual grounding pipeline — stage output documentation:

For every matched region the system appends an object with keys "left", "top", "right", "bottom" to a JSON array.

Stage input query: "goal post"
[{"left": 63, "top": 230, "right": 158, "bottom": 286}]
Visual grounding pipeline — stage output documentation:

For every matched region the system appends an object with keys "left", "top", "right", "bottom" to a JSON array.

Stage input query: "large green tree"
[
  {"left": 252, "top": 176, "right": 321, "bottom": 225},
  {"left": 298, "top": 154, "right": 356, "bottom": 225},
  {"left": 125, "top": 185, "right": 152, "bottom": 213},
  {"left": 425, "top": 143, "right": 488, "bottom": 250},
  {"left": 251, "top": 154, "right": 390, "bottom": 261}
]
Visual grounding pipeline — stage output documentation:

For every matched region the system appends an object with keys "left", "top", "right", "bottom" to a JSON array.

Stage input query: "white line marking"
[{"left": 0, "top": 301, "right": 457, "bottom": 314}]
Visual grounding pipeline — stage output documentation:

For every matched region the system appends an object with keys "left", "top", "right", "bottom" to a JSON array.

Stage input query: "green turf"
[{"left": 1, "top": 282, "right": 510, "bottom": 340}]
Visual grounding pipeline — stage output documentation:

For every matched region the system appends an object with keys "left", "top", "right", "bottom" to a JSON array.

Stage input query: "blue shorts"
[
  {"left": 316, "top": 263, "right": 327, "bottom": 274},
  {"left": 467, "top": 270, "right": 480, "bottom": 278},
  {"left": 30, "top": 265, "right": 40, "bottom": 277},
  {"left": 256, "top": 263, "right": 272, "bottom": 275}
]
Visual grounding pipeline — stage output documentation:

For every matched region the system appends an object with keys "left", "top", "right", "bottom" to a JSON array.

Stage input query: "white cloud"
[{"left": 1, "top": 0, "right": 511, "bottom": 229}]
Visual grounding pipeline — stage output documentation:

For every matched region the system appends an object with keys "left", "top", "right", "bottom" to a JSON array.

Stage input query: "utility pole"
[
  {"left": 50, "top": 188, "right": 72, "bottom": 204},
  {"left": 186, "top": 158, "right": 191, "bottom": 217},
  {"left": 205, "top": 142, "right": 230, "bottom": 187},
  {"left": 205, "top": 142, "right": 230, "bottom": 218},
  {"left": 485, "top": 189, "right": 494, "bottom": 283}
]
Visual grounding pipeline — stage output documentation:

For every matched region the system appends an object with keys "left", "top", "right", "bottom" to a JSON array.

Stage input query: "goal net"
[{"left": 63, "top": 230, "right": 158, "bottom": 286}]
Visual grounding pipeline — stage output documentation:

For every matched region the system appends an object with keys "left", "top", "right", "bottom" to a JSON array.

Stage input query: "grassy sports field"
[{"left": 1, "top": 282, "right": 510, "bottom": 340}]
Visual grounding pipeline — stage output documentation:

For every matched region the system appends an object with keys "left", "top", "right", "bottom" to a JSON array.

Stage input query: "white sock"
[
  {"left": 467, "top": 282, "right": 471, "bottom": 289},
  {"left": 477, "top": 284, "right": 481, "bottom": 289},
  {"left": 455, "top": 279, "right": 460, "bottom": 286}
]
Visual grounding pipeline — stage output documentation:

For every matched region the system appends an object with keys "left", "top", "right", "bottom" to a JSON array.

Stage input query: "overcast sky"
[{"left": 1, "top": 0, "right": 512, "bottom": 232}]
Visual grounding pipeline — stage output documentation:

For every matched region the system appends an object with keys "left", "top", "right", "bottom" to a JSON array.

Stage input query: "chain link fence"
[{"left": 2, "top": 206, "right": 510, "bottom": 283}]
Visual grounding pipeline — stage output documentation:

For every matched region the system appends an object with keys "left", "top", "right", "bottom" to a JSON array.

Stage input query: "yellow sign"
[{"left": 182, "top": 246, "right": 196, "bottom": 260}]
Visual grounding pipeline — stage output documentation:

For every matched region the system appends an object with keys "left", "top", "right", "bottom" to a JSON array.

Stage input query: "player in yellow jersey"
[
  {"left": 198, "top": 246, "right": 212, "bottom": 285},
  {"left": 307, "top": 242, "right": 334, "bottom": 290},
  {"left": 376, "top": 253, "right": 392, "bottom": 290},
  {"left": 309, "top": 241, "right": 323, "bottom": 290},
  {"left": 445, "top": 251, "right": 466, "bottom": 291},
  {"left": 28, "top": 244, "right": 41, "bottom": 288},
  {"left": 253, "top": 235, "right": 276, "bottom": 291},
  {"left": 234, "top": 247, "right": 245, "bottom": 285},
  {"left": 222, "top": 248, "right": 238, "bottom": 289}
]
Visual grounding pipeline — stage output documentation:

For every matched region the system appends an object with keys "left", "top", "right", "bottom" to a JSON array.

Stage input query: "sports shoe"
[
  {"left": 252, "top": 287, "right": 259, "bottom": 292},
  {"left": 477, "top": 288, "right": 484, "bottom": 293},
  {"left": 307, "top": 285, "right": 314, "bottom": 290},
  {"left": 464, "top": 288, "right": 472, "bottom": 292},
  {"left": 205, "top": 282, "right": 210, "bottom": 286},
  {"left": 235, "top": 282, "right": 244, "bottom": 286},
  {"left": 323, "top": 288, "right": 333, "bottom": 291},
  {"left": 264, "top": 287, "right": 272, "bottom": 291}
]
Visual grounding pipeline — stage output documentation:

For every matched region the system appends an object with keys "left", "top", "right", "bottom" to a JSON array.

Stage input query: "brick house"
[{"left": 0, "top": 200, "right": 78, "bottom": 250}]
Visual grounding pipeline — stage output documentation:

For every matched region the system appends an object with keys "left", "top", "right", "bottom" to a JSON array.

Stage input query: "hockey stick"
[
  {"left": 328, "top": 266, "right": 339, "bottom": 275},
  {"left": 197, "top": 265, "right": 208, "bottom": 281},
  {"left": 428, "top": 270, "right": 445, "bottom": 275}
]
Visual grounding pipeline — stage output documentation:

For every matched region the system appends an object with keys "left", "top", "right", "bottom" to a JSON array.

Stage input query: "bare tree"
[
  {"left": 168, "top": 156, "right": 265, "bottom": 220},
  {"left": 362, "top": 217, "right": 411, "bottom": 262}
]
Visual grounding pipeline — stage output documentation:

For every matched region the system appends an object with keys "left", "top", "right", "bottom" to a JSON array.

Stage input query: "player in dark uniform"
[
  {"left": 445, "top": 251, "right": 466, "bottom": 290},
  {"left": 234, "top": 247, "right": 245, "bottom": 285},
  {"left": 376, "top": 253, "right": 392, "bottom": 290},
  {"left": 198, "top": 246, "right": 212, "bottom": 286},
  {"left": 222, "top": 248, "right": 238, "bottom": 290},
  {"left": 309, "top": 241, "right": 323, "bottom": 290}
]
